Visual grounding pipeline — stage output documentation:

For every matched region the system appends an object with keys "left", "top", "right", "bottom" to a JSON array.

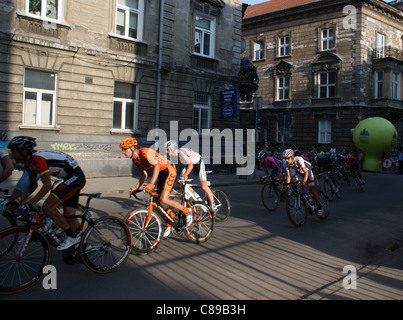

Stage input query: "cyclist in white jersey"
[
  {"left": 165, "top": 140, "right": 216, "bottom": 212},
  {"left": 283, "top": 148, "right": 323, "bottom": 217}
]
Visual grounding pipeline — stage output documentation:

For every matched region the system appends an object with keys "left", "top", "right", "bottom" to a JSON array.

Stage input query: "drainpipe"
[{"left": 155, "top": 0, "right": 164, "bottom": 132}]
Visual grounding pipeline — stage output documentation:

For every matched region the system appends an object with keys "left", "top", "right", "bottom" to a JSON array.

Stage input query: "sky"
[{"left": 244, "top": 0, "right": 394, "bottom": 5}]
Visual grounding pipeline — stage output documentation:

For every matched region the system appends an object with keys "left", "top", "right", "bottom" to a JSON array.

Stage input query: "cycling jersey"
[
  {"left": 26, "top": 150, "right": 78, "bottom": 179},
  {"left": 316, "top": 155, "right": 333, "bottom": 172},
  {"left": 285, "top": 156, "right": 315, "bottom": 184},
  {"left": 177, "top": 148, "right": 207, "bottom": 181},
  {"left": 262, "top": 156, "right": 284, "bottom": 176},
  {"left": 133, "top": 148, "right": 170, "bottom": 172},
  {"left": 346, "top": 155, "right": 359, "bottom": 169},
  {"left": 134, "top": 148, "right": 176, "bottom": 192}
]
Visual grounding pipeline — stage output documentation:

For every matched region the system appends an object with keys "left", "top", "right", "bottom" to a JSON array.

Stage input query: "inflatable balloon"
[{"left": 353, "top": 117, "right": 397, "bottom": 172}]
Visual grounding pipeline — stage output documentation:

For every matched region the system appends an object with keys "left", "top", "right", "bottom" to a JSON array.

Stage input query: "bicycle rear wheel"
[
  {"left": 80, "top": 216, "right": 132, "bottom": 273},
  {"left": 286, "top": 193, "right": 308, "bottom": 227},
  {"left": 261, "top": 182, "right": 280, "bottom": 211},
  {"left": 185, "top": 203, "right": 214, "bottom": 243},
  {"left": 211, "top": 189, "right": 230, "bottom": 221},
  {"left": 0, "top": 227, "right": 51, "bottom": 294},
  {"left": 125, "top": 208, "right": 163, "bottom": 254}
]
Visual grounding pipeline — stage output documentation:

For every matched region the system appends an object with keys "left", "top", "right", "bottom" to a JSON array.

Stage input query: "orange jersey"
[{"left": 134, "top": 148, "right": 170, "bottom": 171}]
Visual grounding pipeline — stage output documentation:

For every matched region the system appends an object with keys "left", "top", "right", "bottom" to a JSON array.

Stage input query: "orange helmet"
[{"left": 120, "top": 137, "right": 138, "bottom": 148}]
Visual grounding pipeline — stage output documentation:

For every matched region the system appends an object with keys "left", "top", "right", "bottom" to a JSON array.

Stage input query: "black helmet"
[{"left": 8, "top": 136, "right": 37, "bottom": 153}]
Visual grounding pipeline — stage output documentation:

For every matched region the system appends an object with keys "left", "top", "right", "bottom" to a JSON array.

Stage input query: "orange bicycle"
[{"left": 126, "top": 185, "right": 214, "bottom": 255}]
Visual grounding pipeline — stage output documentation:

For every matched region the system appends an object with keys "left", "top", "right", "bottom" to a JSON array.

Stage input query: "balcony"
[{"left": 372, "top": 46, "right": 403, "bottom": 61}]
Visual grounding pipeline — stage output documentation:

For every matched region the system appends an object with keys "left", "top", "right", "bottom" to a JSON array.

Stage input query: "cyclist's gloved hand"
[
  {"left": 144, "top": 183, "right": 154, "bottom": 193},
  {"left": 18, "top": 202, "right": 34, "bottom": 215},
  {"left": 6, "top": 200, "right": 20, "bottom": 211},
  {"left": 129, "top": 187, "right": 138, "bottom": 195}
]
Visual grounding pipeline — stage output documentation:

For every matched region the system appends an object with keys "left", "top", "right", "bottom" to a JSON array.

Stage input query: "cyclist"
[
  {"left": 164, "top": 140, "right": 217, "bottom": 212},
  {"left": 8, "top": 136, "right": 86, "bottom": 250},
  {"left": 120, "top": 138, "right": 191, "bottom": 237},
  {"left": 316, "top": 151, "right": 339, "bottom": 194},
  {"left": 259, "top": 152, "right": 284, "bottom": 183},
  {"left": 346, "top": 149, "right": 364, "bottom": 183},
  {"left": 283, "top": 148, "right": 323, "bottom": 217}
]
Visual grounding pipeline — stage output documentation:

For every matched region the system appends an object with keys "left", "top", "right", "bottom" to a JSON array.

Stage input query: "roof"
[{"left": 243, "top": 0, "right": 320, "bottom": 19}]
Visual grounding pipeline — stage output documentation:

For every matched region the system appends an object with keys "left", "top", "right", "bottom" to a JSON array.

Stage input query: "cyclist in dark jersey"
[{"left": 8, "top": 136, "right": 86, "bottom": 250}]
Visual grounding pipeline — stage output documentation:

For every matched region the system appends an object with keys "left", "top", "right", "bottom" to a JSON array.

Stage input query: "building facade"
[
  {"left": 0, "top": 0, "right": 243, "bottom": 177},
  {"left": 241, "top": 0, "right": 403, "bottom": 155}
]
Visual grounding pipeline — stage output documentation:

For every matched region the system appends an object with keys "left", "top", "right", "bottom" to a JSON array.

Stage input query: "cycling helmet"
[
  {"left": 282, "top": 148, "right": 294, "bottom": 158},
  {"left": 164, "top": 140, "right": 177, "bottom": 150},
  {"left": 120, "top": 137, "right": 138, "bottom": 149},
  {"left": 8, "top": 136, "right": 37, "bottom": 153},
  {"left": 257, "top": 150, "right": 266, "bottom": 160}
]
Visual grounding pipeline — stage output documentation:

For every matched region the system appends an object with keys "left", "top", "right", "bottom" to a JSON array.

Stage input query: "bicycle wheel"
[
  {"left": 323, "top": 178, "right": 334, "bottom": 201},
  {"left": 125, "top": 208, "right": 163, "bottom": 254},
  {"left": 332, "top": 180, "right": 341, "bottom": 199},
  {"left": 211, "top": 189, "right": 230, "bottom": 221},
  {"left": 261, "top": 182, "right": 280, "bottom": 211},
  {"left": 0, "top": 227, "right": 51, "bottom": 294},
  {"left": 286, "top": 193, "right": 308, "bottom": 227},
  {"left": 185, "top": 203, "right": 214, "bottom": 243},
  {"left": 80, "top": 216, "right": 132, "bottom": 273},
  {"left": 317, "top": 190, "right": 330, "bottom": 220}
]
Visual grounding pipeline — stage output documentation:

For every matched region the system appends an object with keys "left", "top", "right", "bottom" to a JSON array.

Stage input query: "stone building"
[
  {"left": 241, "top": 0, "right": 403, "bottom": 154},
  {"left": 0, "top": 0, "right": 243, "bottom": 177}
]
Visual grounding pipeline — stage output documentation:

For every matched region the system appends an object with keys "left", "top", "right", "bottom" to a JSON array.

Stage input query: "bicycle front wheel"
[
  {"left": 80, "top": 216, "right": 132, "bottom": 273},
  {"left": 261, "top": 182, "right": 280, "bottom": 211},
  {"left": 286, "top": 193, "right": 308, "bottom": 227},
  {"left": 185, "top": 203, "right": 214, "bottom": 243},
  {"left": 125, "top": 208, "right": 163, "bottom": 254},
  {"left": 0, "top": 227, "right": 51, "bottom": 294},
  {"left": 317, "top": 190, "right": 330, "bottom": 220},
  {"left": 211, "top": 189, "right": 230, "bottom": 221}
]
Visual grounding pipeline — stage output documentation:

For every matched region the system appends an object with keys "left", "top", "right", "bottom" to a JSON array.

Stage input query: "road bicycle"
[
  {"left": 0, "top": 193, "right": 132, "bottom": 294},
  {"left": 317, "top": 171, "right": 341, "bottom": 201},
  {"left": 126, "top": 185, "right": 214, "bottom": 255},
  {"left": 286, "top": 181, "right": 330, "bottom": 227},
  {"left": 175, "top": 173, "right": 230, "bottom": 222},
  {"left": 261, "top": 176, "right": 290, "bottom": 211}
]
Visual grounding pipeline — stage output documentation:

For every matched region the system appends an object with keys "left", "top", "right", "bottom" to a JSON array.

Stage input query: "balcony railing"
[{"left": 373, "top": 46, "right": 403, "bottom": 61}]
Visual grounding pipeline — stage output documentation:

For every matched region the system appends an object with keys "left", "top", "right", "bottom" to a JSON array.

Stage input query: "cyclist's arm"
[
  {"left": 285, "top": 167, "right": 291, "bottom": 184},
  {"left": 181, "top": 158, "right": 194, "bottom": 179},
  {"left": 301, "top": 165, "right": 309, "bottom": 186},
  {"left": 133, "top": 166, "right": 147, "bottom": 190},
  {"left": 0, "top": 154, "right": 14, "bottom": 184},
  {"left": 28, "top": 171, "right": 53, "bottom": 206},
  {"left": 149, "top": 163, "right": 160, "bottom": 186}
]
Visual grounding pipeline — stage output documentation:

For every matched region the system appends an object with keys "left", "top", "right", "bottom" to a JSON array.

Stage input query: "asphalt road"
[{"left": 2, "top": 172, "right": 403, "bottom": 303}]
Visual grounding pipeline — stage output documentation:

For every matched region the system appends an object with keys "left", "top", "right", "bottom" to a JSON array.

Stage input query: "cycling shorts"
[
  {"left": 156, "top": 165, "right": 176, "bottom": 193},
  {"left": 51, "top": 166, "right": 86, "bottom": 208},
  {"left": 181, "top": 159, "right": 207, "bottom": 181},
  {"left": 294, "top": 170, "right": 316, "bottom": 187}
]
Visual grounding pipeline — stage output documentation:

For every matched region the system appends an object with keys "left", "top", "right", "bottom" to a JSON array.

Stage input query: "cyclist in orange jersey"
[{"left": 120, "top": 138, "right": 192, "bottom": 230}]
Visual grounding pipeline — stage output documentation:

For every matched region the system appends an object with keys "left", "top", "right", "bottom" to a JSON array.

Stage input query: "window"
[
  {"left": 374, "top": 71, "right": 383, "bottom": 98},
  {"left": 318, "top": 120, "right": 331, "bottom": 144},
  {"left": 376, "top": 33, "right": 385, "bottom": 58},
  {"left": 254, "top": 42, "right": 264, "bottom": 60},
  {"left": 115, "top": 0, "right": 144, "bottom": 40},
  {"left": 26, "top": 0, "right": 63, "bottom": 22},
  {"left": 318, "top": 71, "right": 336, "bottom": 98},
  {"left": 194, "top": 14, "right": 215, "bottom": 58},
  {"left": 23, "top": 69, "right": 57, "bottom": 127},
  {"left": 277, "top": 77, "right": 290, "bottom": 101},
  {"left": 392, "top": 72, "right": 400, "bottom": 100},
  {"left": 322, "top": 28, "right": 335, "bottom": 51},
  {"left": 193, "top": 93, "right": 210, "bottom": 133},
  {"left": 279, "top": 36, "right": 290, "bottom": 57},
  {"left": 113, "top": 82, "right": 137, "bottom": 131}
]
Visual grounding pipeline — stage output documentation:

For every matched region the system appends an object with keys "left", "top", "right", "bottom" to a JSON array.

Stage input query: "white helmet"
[{"left": 282, "top": 149, "right": 294, "bottom": 158}]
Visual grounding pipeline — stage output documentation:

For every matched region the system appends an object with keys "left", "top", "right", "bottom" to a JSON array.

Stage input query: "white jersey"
[
  {"left": 178, "top": 148, "right": 201, "bottom": 165},
  {"left": 286, "top": 156, "right": 313, "bottom": 175}
]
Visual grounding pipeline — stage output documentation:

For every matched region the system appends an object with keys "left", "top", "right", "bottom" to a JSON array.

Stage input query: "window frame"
[
  {"left": 23, "top": 69, "right": 57, "bottom": 129},
  {"left": 279, "top": 35, "right": 290, "bottom": 57},
  {"left": 376, "top": 33, "right": 385, "bottom": 59},
  {"left": 321, "top": 27, "right": 335, "bottom": 51},
  {"left": 392, "top": 72, "right": 400, "bottom": 100},
  {"left": 374, "top": 70, "right": 384, "bottom": 99},
  {"left": 115, "top": 0, "right": 144, "bottom": 41},
  {"left": 25, "top": 0, "right": 64, "bottom": 23},
  {"left": 318, "top": 70, "right": 336, "bottom": 98},
  {"left": 318, "top": 119, "right": 332, "bottom": 144},
  {"left": 254, "top": 41, "right": 264, "bottom": 61},
  {"left": 112, "top": 82, "right": 138, "bottom": 133},
  {"left": 194, "top": 13, "right": 216, "bottom": 58},
  {"left": 277, "top": 76, "right": 290, "bottom": 101},
  {"left": 193, "top": 93, "right": 211, "bottom": 134}
]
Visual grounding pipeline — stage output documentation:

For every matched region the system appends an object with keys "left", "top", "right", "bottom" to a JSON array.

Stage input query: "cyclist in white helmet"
[
  {"left": 165, "top": 140, "right": 217, "bottom": 212},
  {"left": 283, "top": 148, "right": 323, "bottom": 217}
]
